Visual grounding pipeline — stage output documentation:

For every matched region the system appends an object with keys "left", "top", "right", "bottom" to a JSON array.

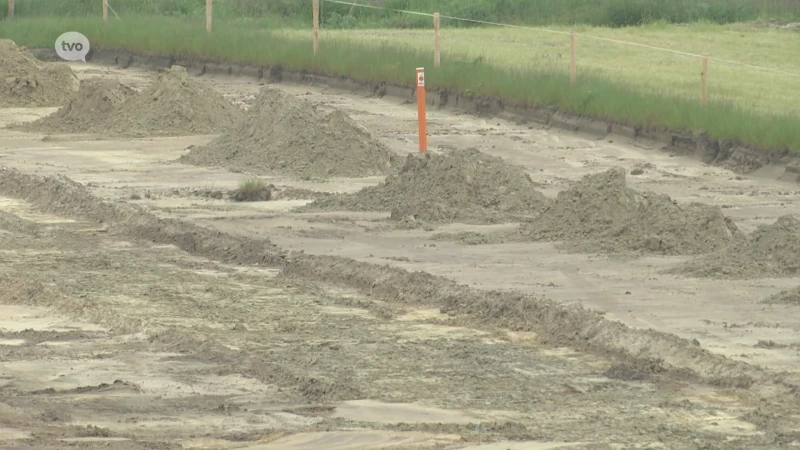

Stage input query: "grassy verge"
[{"left": 1, "top": 16, "right": 798, "bottom": 152}]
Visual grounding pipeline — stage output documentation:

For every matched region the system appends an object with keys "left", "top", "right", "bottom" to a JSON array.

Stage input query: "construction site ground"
[{"left": 1, "top": 63, "right": 799, "bottom": 449}]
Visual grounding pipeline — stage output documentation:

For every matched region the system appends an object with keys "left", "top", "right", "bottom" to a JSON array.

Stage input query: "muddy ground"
[{"left": 1, "top": 63, "right": 800, "bottom": 449}]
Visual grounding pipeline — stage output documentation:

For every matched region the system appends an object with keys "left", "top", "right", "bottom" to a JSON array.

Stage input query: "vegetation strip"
[
  {"left": 1, "top": 16, "right": 798, "bottom": 154},
  {"left": 3, "top": 0, "right": 800, "bottom": 28}
]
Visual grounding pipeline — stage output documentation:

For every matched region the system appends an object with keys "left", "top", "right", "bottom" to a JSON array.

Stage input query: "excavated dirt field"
[{"left": 3, "top": 62, "right": 800, "bottom": 449}]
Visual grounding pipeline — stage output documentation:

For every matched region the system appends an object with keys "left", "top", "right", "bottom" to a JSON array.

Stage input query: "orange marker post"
[{"left": 416, "top": 67, "right": 427, "bottom": 152}]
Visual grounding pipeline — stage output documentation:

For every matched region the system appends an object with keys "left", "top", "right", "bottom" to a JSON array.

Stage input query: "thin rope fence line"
[
  {"left": 706, "top": 56, "right": 800, "bottom": 77},
  {"left": 324, "top": 0, "right": 800, "bottom": 78},
  {"left": 106, "top": 1, "right": 121, "bottom": 20}
]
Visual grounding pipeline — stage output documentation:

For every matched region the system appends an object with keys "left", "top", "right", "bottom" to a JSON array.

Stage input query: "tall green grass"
[
  {"left": 1, "top": 16, "right": 798, "bottom": 152},
  {"left": 3, "top": 0, "right": 800, "bottom": 27}
]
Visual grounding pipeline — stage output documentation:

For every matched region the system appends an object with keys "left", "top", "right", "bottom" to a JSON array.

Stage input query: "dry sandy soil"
[{"left": 1, "top": 63, "right": 800, "bottom": 449}]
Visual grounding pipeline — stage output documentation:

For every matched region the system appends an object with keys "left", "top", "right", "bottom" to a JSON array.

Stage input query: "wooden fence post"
[
  {"left": 102, "top": 0, "right": 107, "bottom": 21},
  {"left": 434, "top": 12, "right": 441, "bottom": 68},
  {"left": 347, "top": 0, "right": 358, "bottom": 16},
  {"left": 313, "top": 0, "right": 320, "bottom": 55},
  {"left": 569, "top": 32, "right": 577, "bottom": 84},
  {"left": 8, "top": 0, "right": 14, "bottom": 19},
  {"left": 206, "top": 0, "right": 212, "bottom": 32},
  {"left": 701, "top": 53, "right": 708, "bottom": 105}
]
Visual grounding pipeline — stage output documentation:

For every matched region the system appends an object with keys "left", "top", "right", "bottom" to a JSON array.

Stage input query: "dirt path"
[{"left": 1, "top": 62, "right": 799, "bottom": 448}]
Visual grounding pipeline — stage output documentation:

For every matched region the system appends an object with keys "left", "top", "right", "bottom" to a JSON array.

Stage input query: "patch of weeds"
[
  {"left": 73, "top": 425, "right": 111, "bottom": 437},
  {"left": 232, "top": 178, "right": 272, "bottom": 202},
  {"left": 754, "top": 340, "right": 788, "bottom": 349}
]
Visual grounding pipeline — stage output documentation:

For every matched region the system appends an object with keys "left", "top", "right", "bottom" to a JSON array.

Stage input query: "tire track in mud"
[
  {"left": 0, "top": 166, "right": 796, "bottom": 404},
  {"left": 0, "top": 276, "right": 369, "bottom": 407}
]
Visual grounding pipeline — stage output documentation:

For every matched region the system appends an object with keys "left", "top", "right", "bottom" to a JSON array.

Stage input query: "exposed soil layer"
[
  {"left": 0, "top": 210, "right": 42, "bottom": 236},
  {"left": 673, "top": 215, "right": 800, "bottom": 279},
  {"left": 0, "top": 166, "right": 785, "bottom": 399},
  {"left": 179, "top": 87, "right": 396, "bottom": 178},
  {"left": 431, "top": 230, "right": 507, "bottom": 245},
  {"left": 0, "top": 167, "right": 286, "bottom": 267},
  {"left": 300, "top": 148, "right": 550, "bottom": 223},
  {"left": 0, "top": 229, "right": 790, "bottom": 448},
  {"left": 14, "top": 78, "right": 136, "bottom": 134},
  {"left": 518, "top": 167, "right": 742, "bottom": 255},
  {"left": 86, "top": 65, "right": 241, "bottom": 137},
  {"left": 763, "top": 286, "right": 800, "bottom": 305},
  {"left": 0, "top": 39, "right": 79, "bottom": 107},
  {"left": 128, "top": 185, "right": 330, "bottom": 202}
]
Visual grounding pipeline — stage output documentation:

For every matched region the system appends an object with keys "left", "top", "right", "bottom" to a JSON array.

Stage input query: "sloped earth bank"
[
  {"left": 105, "top": 65, "right": 244, "bottom": 137},
  {"left": 0, "top": 39, "right": 79, "bottom": 107},
  {"left": 518, "top": 167, "right": 742, "bottom": 255},
  {"left": 12, "top": 78, "right": 136, "bottom": 134},
  {"left": 17, "top": 65, "right": 243, "bottom": 138},
  {"left": 299, "top": 148, "right": 551, "bottom": 224},
  {"left": 2, "top": 199, "right": 798, "bottom": 448},
  {"left": 179, "top": 87, "right": 396, "bottom": 178},
  {"left": 764, "top": 286, "right": 800, "bottom": 305},
  {"left": 0, "top": 167, "right": 798, "bottom": 400},
  {"left": 672, "top": 215, "right": 800, "bottom": 279},
  {"left": 0, "top": 167, "right": 286, "bottom": 267}
]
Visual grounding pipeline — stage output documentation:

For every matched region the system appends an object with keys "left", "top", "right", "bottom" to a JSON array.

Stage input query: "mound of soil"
[
  {"left": 519, "top": 167, "right": 741, "bottom": 255},
  {"left": 0, "top": 39, "right": 79, "bottom": 107},
  {"left": 179, "top": 87, "right": 395, "bottom": 178},
  {"left": 300, "top": 148, "right": 550, "bottom": 223},
  {"left": 0, "top": 211, "right": 42, "bottom": 237},
  {"left": 763, "top": 287, "right": 800, "bottom": 306},
  {"left": 15, "top": 78, "right": 136, "bottom": 134},
  {"left": 672, "top": 215, "right": 800, "bottom": 278},
  {"left": 101, "top": 65, "right": 243, "bottom": 137}
]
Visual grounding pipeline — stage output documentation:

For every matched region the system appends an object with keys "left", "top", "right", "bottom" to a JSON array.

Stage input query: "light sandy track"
[{"left": 0, "top": 63, "right": 799, "bottom": 448}]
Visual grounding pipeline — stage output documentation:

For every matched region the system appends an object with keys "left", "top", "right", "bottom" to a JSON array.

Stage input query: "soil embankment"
[
  {"left": 0, "top": 39, "right": 79, "bottom": 107},
  {"left": 518, "top": 167, "right": 741, "bottom": 255}
]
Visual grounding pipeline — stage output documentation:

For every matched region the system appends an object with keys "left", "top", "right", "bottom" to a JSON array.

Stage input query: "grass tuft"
[{"left": 233, "top": 178, "right": 272, "bottom": 202}]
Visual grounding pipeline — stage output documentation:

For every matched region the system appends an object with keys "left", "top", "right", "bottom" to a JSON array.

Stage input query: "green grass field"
[
  {"left": 1, "top": 1, "right": 799, "bottom": 152},
  {"left": 284, "top": 22, "right": 800, "bottom": 118}
]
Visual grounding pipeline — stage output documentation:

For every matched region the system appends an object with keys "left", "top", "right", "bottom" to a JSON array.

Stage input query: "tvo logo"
[{"left": 55, "top": 32, "right": 91, "bottom": 62}]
